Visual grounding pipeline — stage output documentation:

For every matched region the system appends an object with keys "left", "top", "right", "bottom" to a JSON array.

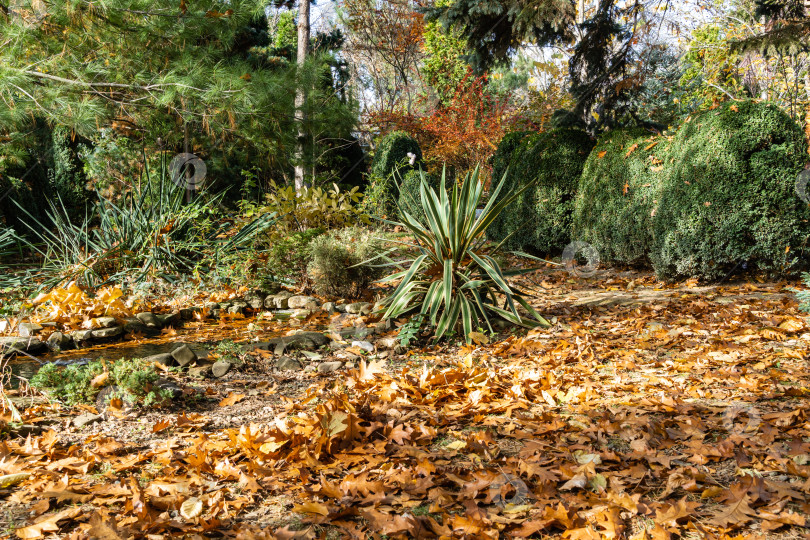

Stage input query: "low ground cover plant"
[{"left": 31, "top": 357, "right": 172, "bottom": 407}]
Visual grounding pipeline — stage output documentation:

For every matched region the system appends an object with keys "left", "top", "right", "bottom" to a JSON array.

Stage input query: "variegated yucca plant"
[{"left": 380, "top": 166, "right": 550, "bottom": 342}]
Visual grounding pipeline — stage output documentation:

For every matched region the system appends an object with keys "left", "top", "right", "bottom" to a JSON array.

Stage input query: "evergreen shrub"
[
  {"left": 308, "top": 227, "right": 384, "bottom": 298},
  {"left": 488, "top": 128, "right": 594, "bottom": 253},
  {"left": 651, "top": 101, "right": 810, "bottom": 280},
  {"left": 572, "top": 129, "right": 669, "bottom": 266}
]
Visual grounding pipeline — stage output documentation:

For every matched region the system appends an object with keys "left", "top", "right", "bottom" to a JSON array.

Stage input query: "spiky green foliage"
[
  {"left": 651, "top": 101, "right": 810, "bottom": 280},
  {"left": 380, "top": 167, "right": 550, "bottom": 342},
  {"left": 487, "top": 129, "right": 594, "bottom": 254},
  {"left": 4, "top": 156, "right": 275, "bottom": 290},
  {"left": 572, "top": 129, "right": 668, "bottom": 266},
  {"left": 397, "top": 169, "right": 439, "bottom": 225}
]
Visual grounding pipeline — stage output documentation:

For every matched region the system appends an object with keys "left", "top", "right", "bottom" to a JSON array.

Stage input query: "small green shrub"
[
  {"left": 31, "top": 357, "right": 169, "bottom": 407},
  {"left": 651, "top": 101, "right": 810, "bottom": 280},
  {"left": 370, "top": 131, "right": 422, "bottom": 180},
  {"left": 365, "top": 132, "right": 423, "bottom": 220},
  {"left": 397, "top": 169, "right": 439, "bottom": 224},
  {"left": 572, "top": 129, "right": 669, "bottom": 266},
  {"left": 488, "top": 129, "right": 594, "bottom": 254},
  {"left": 308, "top": 227, "right": 385, "bottom": 298},
  {"left": 264, "top": 227, "right": 324, "bottom": 287}
]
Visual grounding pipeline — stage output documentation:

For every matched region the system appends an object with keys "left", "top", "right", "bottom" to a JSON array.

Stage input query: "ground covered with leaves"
[{"left": 1, "top": 268, "right": 810, "bottom": 539}]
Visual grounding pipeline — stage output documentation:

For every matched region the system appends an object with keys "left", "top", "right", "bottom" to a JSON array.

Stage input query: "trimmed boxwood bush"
[
  {"left": 651, "top": 101, "right": 810, "bottom": 280},
  {"left": 397, "top": 169, "right": 440, "bottom": 224},
  {"left": 486, "top": 131, "right": 532, "bottom": 241},
  {"left": 488, "top": 128, "right": 594, "bottom": 254},
  {"left": 365, "top": 131, "right": 423, "bottom": 219},
  {"left": 572, "top": 129, "right": 669, "bottom": 266}
]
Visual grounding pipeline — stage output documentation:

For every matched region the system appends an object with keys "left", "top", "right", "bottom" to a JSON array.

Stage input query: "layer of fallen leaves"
[{"left": 2, "top": 273, "right": 810, "bottom": 539}]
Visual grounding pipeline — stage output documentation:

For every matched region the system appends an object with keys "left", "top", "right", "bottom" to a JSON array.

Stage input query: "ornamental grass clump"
[{"left": 380, "top": 166, "right": 550, "bottom": 342}]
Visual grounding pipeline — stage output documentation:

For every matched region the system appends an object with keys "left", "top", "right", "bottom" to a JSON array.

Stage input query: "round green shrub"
[
  {"left": 486, "top": 131, "right": 531, "bottom": 242},
  {"left": 308, "top": 226, "right": 385, "bottom": 298},
  {"left": 572, "top": 129, "right": 669, "bottom": 266},
  {"left": 365, "top": 131, "right": 423, "bottom": 219},
  {"left": 651, "top": 100, "right": 810, "bottom": 280},
  {"left": 397, "top": 169, "right": 440, "bottom": 225},
  {"left": 370, "top": 131, "right": 422, "bottom": 179},
  {"left": 488, "top": 128, "right": 594, "bottom": 254}
]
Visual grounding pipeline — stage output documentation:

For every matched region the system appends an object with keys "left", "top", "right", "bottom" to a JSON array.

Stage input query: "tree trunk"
[
  {"left": 577, "top": 0, "right": 585, "bottom": 24},
  {"left": 294, "top": 0, "right": 310, "bottom": 191}
]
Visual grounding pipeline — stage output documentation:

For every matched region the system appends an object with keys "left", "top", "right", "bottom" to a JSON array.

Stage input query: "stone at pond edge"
[
  {"left": 267, "top": 332, "right": 329, "bottom": 352},
  {"left": 91, "top": 326, "right": 123, "bottom": 340},
  {"left": 266, "top": 291, "right": 294, "bottom": 309},
  {"left": 156, "top": 312, "right": 180, "bottom": 326},
  {"left": 93, "top": 317, "right": 117, "bottom": 329},
  {"left": 71, "top": 330, "right": 94, "bottom": 344},
  {"left": 73, "top": 413, "right": 103, "bottom": 429},
  {"left": 318, "top": 361, "right": 343, "bottom": 374},
  {"left": 171, "top": 344, "right": 198, "bottom": 368},
  {"left": 143, "top": 353, "right": 176, "bottom": 367},
  {"left": 345, "top": 302, "right": 372, "bottom": 315},
  {"left": 122, "top": 318, "right": 151, "bottom": 334},
  {"left": 322, "top": 302, "right": 337, "bottom": 314},
  {"left": 245, "top": 293, "right": 266, "bottom": 310},
  {"left": 136, "top": 312, "right": 160, "bottom": 328},
  {"left": 275, "top": 356, "right": 303, "bottom": 371},
  {"left": 17, "top": 323, "right": 43, "bottom": 337},
  {"left": 288, "top": 296, "right": 320, "bottom": 310},
  {"left": 0, "top": 336, "right": 45, "bottom": 354},
  {"left": 352, "top": 340, "right": 375, "bottom": 353},
  {"left": 46, "top": 332, "right": 72, "bottom": 352},
  {"left": 212, "top": 360, "right": 232, "bottom": 378}
]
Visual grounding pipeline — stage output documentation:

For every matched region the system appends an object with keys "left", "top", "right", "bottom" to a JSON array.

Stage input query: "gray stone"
[
  {"left": 288, "top": 296, "right": 320, "bottom": 310},
  {"left": 329, "top": 341, "right": 348, "bottom": 350},
  {"left": 267, "top": 332, "right": 329, "bottom": 352},
  {"left": 267, "top": 291, "right": 294, "bottom": 309},
  {"left": 335, "top": 303, "right": 348, "bottom": 313},
  {"left": 171, "top": 344, "right": 197, "bottom": 368},
  {"left": 73, "top": 413, "right": 103, "bottom": 429},
  {"left": 71, "top": 330, "right": 94, "bottom": 343},
  {"left": 210, "top": 308, "right": 222, "bottom": 318},
  {"left": 188, "top": 364, "right": 211, "bottom": 379},
  {"left": 219, "top": 302, "right": 232, "bottom": 311},
  {"left": 156, "top": 312, "right": 179, "bottom": 326},
  {"left": 135, "top": 312, "right": 160, "bottom": 327},
  {"left": 91, "top": 326, "right": 123, "bottom": 340},
  {"left": 228, "top": 302, "right": 247, "bottom": 314},
  {"left": 205, "top": 302, "right": 220, "bottom": 311},
  {"left": 338, "top": 326, "right": 370, "bottom": 340},
  {"left": 352, "top": 340, "right": 375, "bottom": 353},
  {"left": 376, "top": 337, "right": 399, "bottom": 350},
  {"left": 154, "top": 378, "right": 182, "bottom": 400},
  {"left": 0, "top": 336, "right": 46, "bottom": 354},
  {"left": 322, "top": 302, "right": 337, "bottom": 314},
  {"left": 345, "top": 302, "right": 372, "bottom": 315},
  {"left": 292, "top": 308, "right": 311, "bottom": 319},
  {"left": 46, "top": 332, "right": 71, "bottom": 352},
  {"left": 94, "top": 317, "right": 117, "bottom": 328},
  {"left": 17, "top": 323, "right": 43, "bottom": 337},
  {"left": 40, "top": 322, "right": 57, "bottom": 328},
  {"left": 317, "top": 361, "right": 344, "bottom": 374},
  {"left": 179, "top": 308, "right": 195, "bottom": 320},
  {"left": 245, "top": 293, "right": 266, "bottom": 310},
  {"left": 275, "top": 356, "right": 303, "bottom": 371},
  {"left": 143, "top": 353, "right": 176, "bottom": 367},
  {"left": 212, "top": 360, "right": 232, "bottom": 378},
  {"left": 122, "top": 317, "right": 150, "bottom": 334}
]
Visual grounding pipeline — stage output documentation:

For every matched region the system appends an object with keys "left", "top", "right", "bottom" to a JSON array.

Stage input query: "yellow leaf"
[
  {"left": 446, "top": 440, "right": 467, "bottom": 450},
  {"left": 180, "top": 497, "right": 203, "bottom": 520},
  {"left": 293, "top": 501, "right": 330, "bottom": 516}
]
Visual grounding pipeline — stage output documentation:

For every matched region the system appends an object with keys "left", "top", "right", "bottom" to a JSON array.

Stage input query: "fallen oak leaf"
[
  {"left": 292, "top": 501, "right": 330, "bottom": 516},
  {"left": 219, "top": 393, "right": 246, "bottom": 407},
  {"left": 15, "top": 507, "right": 83, "bottom": 539}
]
